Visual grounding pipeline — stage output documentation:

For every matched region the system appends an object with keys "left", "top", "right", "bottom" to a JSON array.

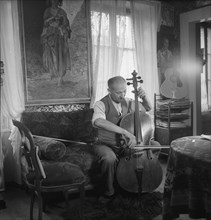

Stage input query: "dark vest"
[{"left": 97, "top": 95, "right": 130, "bottom": 146}]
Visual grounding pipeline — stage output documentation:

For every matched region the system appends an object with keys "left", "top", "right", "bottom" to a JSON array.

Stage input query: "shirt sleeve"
[{"left": 92, "top": 100, "right": 106, "bottom": 126}]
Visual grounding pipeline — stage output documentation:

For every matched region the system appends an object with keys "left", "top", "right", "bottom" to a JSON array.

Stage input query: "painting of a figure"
[
  {"left": 21, "top": 0, "right": 91, "bottom": 105},
  {"left": 41, "top": 0, "right": 72, "bottom": 87}
]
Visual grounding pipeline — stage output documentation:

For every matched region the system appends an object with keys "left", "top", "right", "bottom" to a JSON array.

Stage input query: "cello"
[{"left": 116, "top": 71, "right": 163, "bottom": 194}]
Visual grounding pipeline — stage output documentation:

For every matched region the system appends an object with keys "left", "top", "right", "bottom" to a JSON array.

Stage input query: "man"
[{"left": 92, "top": 76, "right": 158, "bottom": 201}]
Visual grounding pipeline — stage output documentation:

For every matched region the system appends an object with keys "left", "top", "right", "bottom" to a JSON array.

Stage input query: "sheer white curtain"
[
  {"left": 90, "top": 0, "right": 161, "bottom": 106},
  {"left": 0, "top": 0, "right": 25, "bottom": 185},
  {"left": 90, "top": 0, "right": 129, "bottom": 106},
  {"left": 131, "top": 0, "right": 161, "bottom": 104}
]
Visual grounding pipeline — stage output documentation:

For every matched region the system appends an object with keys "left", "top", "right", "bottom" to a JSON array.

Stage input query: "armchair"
[{"left": 13, "top": 120, "right": 86, "bottom": 220}]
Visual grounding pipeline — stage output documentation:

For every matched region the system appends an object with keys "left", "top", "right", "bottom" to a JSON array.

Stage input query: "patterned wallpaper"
[
  {"left": 158, "top": 0, "right": 211, "bottom": 52},
  {"left": 195, "top": 0, "right": 211, "bottom": 7}
]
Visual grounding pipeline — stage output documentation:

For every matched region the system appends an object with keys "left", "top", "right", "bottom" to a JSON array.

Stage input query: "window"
[
  {"left": 91, "top": 10, "right": 137, "bottom": 99},
  {"left": 90, "top": 0, "right": 160, "bottom": 105},
  {"left": 200, "top": 23, "right": 211, "bottom": 112}
]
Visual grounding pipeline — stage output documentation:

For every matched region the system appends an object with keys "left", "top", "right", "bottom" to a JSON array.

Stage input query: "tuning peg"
[
  {"left": 126, "top": 78, "right": 133, "bottom": 81},
  {"left": 127, "top": 82, "right": 132, "bottom": 85}
]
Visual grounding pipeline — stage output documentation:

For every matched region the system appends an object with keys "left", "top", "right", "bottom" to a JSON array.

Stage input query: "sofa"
[{"left": 21, "top": 108, "right": 103, "bottom": 192}]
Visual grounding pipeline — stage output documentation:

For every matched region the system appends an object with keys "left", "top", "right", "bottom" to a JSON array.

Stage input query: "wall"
[
  {"left": 180, "top": 6, "right": 211, "bottom": 135},
  {"left": 157, "top": 0, "right": 205, "bottom": 53}
]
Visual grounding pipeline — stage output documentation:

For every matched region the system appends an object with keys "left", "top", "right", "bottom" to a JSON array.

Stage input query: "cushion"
[
  {"left": 60, "top": 144, "right": 101, "bottom": 186},
  {"left": 61, "top": 144, "right": 97, "bottom": 173},
  {"left": 33, "top": 136, "right": 66, "bottom": 161},
  {"left": 41, "top": 161, "right": 85, "bottom": 186}
]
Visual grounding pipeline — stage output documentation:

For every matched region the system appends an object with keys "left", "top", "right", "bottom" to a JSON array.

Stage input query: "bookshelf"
[{"left": 154, "top": 94, "right": 193, "bottom": 155}]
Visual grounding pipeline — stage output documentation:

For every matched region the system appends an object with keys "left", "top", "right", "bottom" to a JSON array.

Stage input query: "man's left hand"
[{"left": 137, "top": 87, "right": 146, "bottom": 99}]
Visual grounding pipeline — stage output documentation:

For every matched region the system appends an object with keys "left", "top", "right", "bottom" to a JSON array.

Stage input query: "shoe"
[
  {"left": 0, "top": 200, "right": 6, "bottom": 210},
  {"left": 98, "top": 194, "right": 115, "bottom": 204}
]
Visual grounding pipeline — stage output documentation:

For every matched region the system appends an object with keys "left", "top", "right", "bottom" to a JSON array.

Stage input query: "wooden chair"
[{"left": 13, "top": 120, "right": 85, "bottom": 220}]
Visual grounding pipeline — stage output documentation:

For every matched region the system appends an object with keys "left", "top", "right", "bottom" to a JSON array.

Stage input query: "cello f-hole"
[{"left": 125, "top": 156, "right": 130, "bottom": 161}]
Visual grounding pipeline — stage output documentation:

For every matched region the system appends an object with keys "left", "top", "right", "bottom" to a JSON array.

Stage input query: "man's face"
[{"left": 109, "top": 81, "right": 127, "bottom": 103}]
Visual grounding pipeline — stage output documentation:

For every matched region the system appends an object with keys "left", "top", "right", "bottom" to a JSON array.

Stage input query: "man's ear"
[{"left": 107, "top": 88, "right": 111, "bottom": 94}]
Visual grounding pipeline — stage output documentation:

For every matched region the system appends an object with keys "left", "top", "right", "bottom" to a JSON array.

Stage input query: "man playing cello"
[{"left": 92, "top": 76, "right": 160, "bottom": 203}]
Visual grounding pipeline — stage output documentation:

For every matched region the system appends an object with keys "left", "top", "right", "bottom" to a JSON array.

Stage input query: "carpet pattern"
[{"left": 63, "top": 191, "right": 163, "bottom": 220}]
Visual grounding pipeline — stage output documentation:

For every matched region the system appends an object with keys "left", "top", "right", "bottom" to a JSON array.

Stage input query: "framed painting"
[
  {"left": 161, "top": 3, "right": 174, "bottom": 27},
  {"left": 19, "top": 0, "right": 92, "bottom": 105}
]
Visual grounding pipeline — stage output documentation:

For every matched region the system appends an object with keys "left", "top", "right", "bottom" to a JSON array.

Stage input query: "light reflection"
[{"left": 179, "top": 58, "right": 203, "bottom": 76}]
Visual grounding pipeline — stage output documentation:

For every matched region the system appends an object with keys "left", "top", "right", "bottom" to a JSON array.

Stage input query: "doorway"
[{"left": 198, "top": 22, "right": 211, "bottom": 134}]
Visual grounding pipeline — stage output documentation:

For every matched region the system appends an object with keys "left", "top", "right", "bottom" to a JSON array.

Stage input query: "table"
[{"left": 162, "top": 136, "right": 211, "bottom": 220}]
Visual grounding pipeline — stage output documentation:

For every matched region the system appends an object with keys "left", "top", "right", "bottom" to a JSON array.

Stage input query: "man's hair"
[{"left": 108, "top": 76, "right": 126, "bottom": 89}]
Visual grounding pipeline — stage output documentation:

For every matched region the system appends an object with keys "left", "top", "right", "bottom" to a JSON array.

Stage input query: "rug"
[{"left": 62, "top": 191, "right": 163, "bottom": 220}]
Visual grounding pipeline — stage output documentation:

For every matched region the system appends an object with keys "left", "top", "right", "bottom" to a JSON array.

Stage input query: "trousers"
[
  {"left": 93, "top": 144, "right": 119, "bottom": 196},
  {"left": 93, "top": 140, "right": 161, "bottom": 196}
]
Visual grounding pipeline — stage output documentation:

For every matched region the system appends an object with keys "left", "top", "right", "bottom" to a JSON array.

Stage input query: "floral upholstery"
[
  {"left": 41, "top": 161, "right": 85, "bottom": 186},
  {"left": 26, "top": 161, "right": 85, "bottom": 186},
  {"left": 60, "top": 144, "right": 101, "bottom": 185},
  {"left": 21, "top": 109, "right": 96, "bottom": 143},
  {"left": 21, "top": 109, "right": 101, "bottom": 189}
]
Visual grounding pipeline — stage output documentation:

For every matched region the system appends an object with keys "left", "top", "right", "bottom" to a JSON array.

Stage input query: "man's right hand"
[
  {"left": 123, "top": 130, "right": 136, "bottom": 148},
  {"left": 94, "top": 118, "right": 137, "bottom": 148}
]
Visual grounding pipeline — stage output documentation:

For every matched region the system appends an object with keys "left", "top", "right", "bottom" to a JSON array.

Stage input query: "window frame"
[{"left": 200, "top": 22, "right": 211, "bottom": 111}]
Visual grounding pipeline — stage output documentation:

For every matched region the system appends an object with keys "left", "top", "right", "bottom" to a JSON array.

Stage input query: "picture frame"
[
  {"left": 19, "top": 0, "right": 92, "bottom": 105},
  {"left": 161, "top": 3, "right": 174, "bottom": 27}
]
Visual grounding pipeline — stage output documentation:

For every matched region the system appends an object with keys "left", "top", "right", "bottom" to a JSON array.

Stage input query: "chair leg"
[
  {"left": 42, "top": 198, "right": 47, "bottom": 213},
  {"left": 63, "top": 190, "right": 69, "bottom": 210},
  {"left": 79, "top": 183, "right": 85, "bottom": 220},
  {"left": 36, "top": 190, "right": 43, "bottom": 220},
  {"left": 30, "top": 191, "right": 35, "bottom": 220}
]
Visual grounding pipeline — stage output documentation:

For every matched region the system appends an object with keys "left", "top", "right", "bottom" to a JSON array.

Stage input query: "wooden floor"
[
  {"left": 0, "top": 156, "right": 205, "bottom": 220},
  {"left": 0, "top": 185, "right": 64, "bottom": 220}
]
